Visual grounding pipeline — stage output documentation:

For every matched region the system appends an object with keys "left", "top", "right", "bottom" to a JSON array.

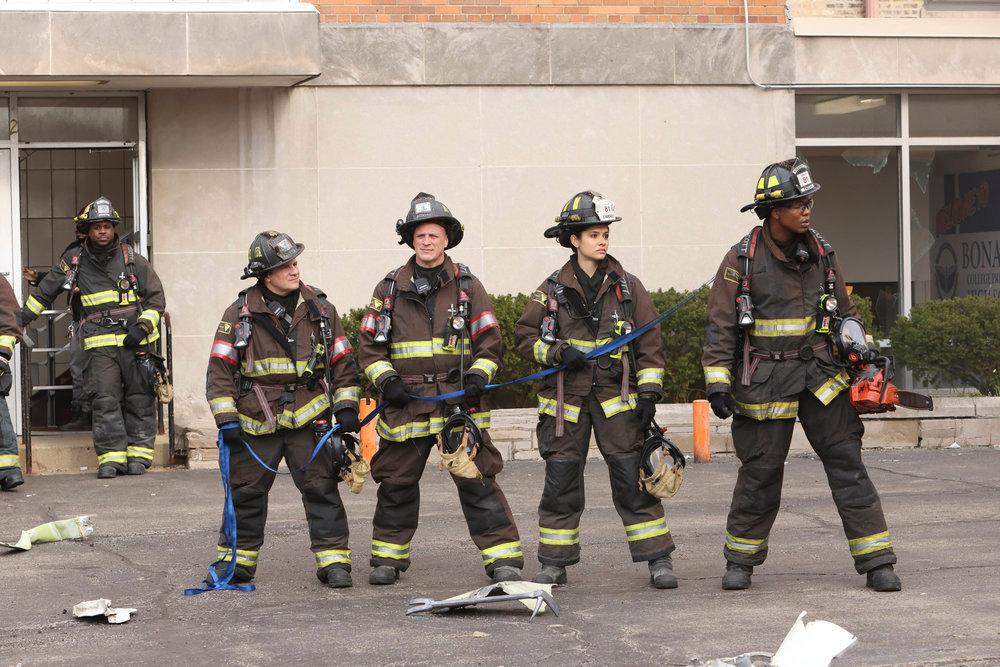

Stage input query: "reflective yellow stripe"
[
  {"left": 704, "top": 366, "right": 732, "bottom": 385},
  {"left": 848, "top": 531, "right": 893, "bottom": 556},
  {"left": 751, "top": 316, "right": 815, "bottom": 338},
  {"left": 624, "top": 517, "right": 669, "bottom": 542},
  {"left": 371, "top": 539, "right": 410, "bottom": 560},
  {"left": 127, "top": 446, "right": 154, "bottom": 461},
  {"left": 636, "top": 367, "right": 664, "bottom": 388},
  {"left": 139, "top": 309, "right": 160, "bottom": 329},
  {"left": 216, "top": 546, "right": 258, "bottom": 566},
  {"left": 333, "top": 386, "right": 361, "bottom": 405},
  {"left": 81, "top": 290, "right": 127, "bottom": 307},
  {"left": 239, "top": 394, "right": 332, "bottom": 436},
  {"left": 481, "top": 541, "right": 523, "bottom": 566},
  {"left": 83, "top": 329, "right": 160, "bottom": 350},
  {"left": 735, "top": 399, "right": 799, "bottom": 421},
  {"left": 0, "top": 335, "right": 16, "bottom": 354},
  {"left": 566, "top": 337, "right": 613, "bottom": 350},
  {"left": 813, "top": 371, "right": 851, "bottom": 406},
  {"left": 364, "top": 360, "right": 395, "bottom": 385},
  {"left": 600, "top": 393, "right": 637, "bottom": 418},
  {"left": 389, "top": 340, "right": 433, "bottom": 359},
  {"left": 469, "top": 358, "right": 498, "bottom": 382},
  {"left": 243, "top": 357, "right": 297, "bottom": 377},
  {"left": 376, "top": 411, "right": 492, "bottom": 442},
  {"left": 539, "top": 526, "right": 580, "bottom": 546},
  {"left": 0, "top": 454, "right": 20, "bottom": 468},
  {"left": 209, "top": 397, "right": 237, "bottom": 416},
  {"left": 97, "top": 451, "right": 127, "bottom": 465},
  {"left": 533, "top": 339, "right": 552, "bottom": 365},
  {"left": 537, "top": 396, "right": 581, "bottom": 423},
  {"left": 26, "top": 295, "right": 45, "bottom": 315},
  {"left": 726, "top": 531, "right": 767, "bottom": 554},
  {"left": 315, "top": 549, "right": 352, "bottom": 568}
]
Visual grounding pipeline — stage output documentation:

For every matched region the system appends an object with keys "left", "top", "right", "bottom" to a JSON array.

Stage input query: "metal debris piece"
[
  {"left": 407, "top": 581, "right": 559, "bottom": 620},
  {"left": 72, "top": 599, "right": 138, "bottom": 624}
]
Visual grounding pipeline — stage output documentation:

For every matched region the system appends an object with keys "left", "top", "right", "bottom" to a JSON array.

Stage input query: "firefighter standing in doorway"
[
  {"left": 702, "top": 158, "right": 901, "bottom": 592},
  {"left": 0, "top": 272, "right": 23, "bottom": 490}
]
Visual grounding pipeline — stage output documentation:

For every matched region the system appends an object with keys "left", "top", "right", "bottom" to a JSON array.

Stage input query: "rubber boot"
[
  {"left": 866, "top": 564, "right": 901, "bottom": 592},
  {"left": 648, "top": 555, "right": 678, "bottom": 589},
  {"left": 126, "top": 461, "right": 146, "bottom": 476},
  {"left": 214, "top": 562, "right": 253, "bottom": 584},
  {"left": 318, "top": 565, "right": 353, "bottom": 589},
  {"left": 532, "top": 564, "right": 567, "bottom": 585},
  {"left": 721, "top": 562, "right": 753, "bottom": 590},
  {"left": 0, "top": 469, "right": 24, "bottom": 491},
  {"left": 97, "top": 465, "right": 119, "bottom": 479},
  {"left": 60, "top": 409, "right": 92, "bottom": 432},
  {"left": 490, "top": 565, "right": 522, "bottom": 583},
  {"left": 369, "top": 565, "right": 400, "bottom": 586}
]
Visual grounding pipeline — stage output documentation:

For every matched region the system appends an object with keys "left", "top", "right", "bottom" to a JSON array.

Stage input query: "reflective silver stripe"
[
  {"left": 751, "top": 316, "right": 815, "bottom": 338},
  {"left": 139, "top": 309, "right": 160, "bottom": 328},
  {"left": 389, "top": 340, "right": 434, "bottom": 359},
  {"left": 537, "top": 396, "right": 581, "bottom": 423},
  {"left": 533, "top": 339, "right": 552, "bottom": 364},
  {"left": 725, "top": 531, "right": 767, "bottom": 554},
  {"left": 333, "top": 386, "right": 361, "bottom": 404},
  {"left": 211, "top": 340, "right": 239, "bottom": 364},
  {"left": 0, "top": 335, "right": 16, "bottom": 354},
  {"left": 481, "top": 541, "right": 523, "bottom": 565},
  {"left": 26, "top": 295, "right": 44, "bottom": 315},
  {"left": 704, "top": 366, "right": 732, "bottom": 385},
  {"left": 371, "top": 540, "right": 410, "bottom": 560},
  {"left": 539, "top": 527, "right": 579, "bottom": 546},
  {"left": 0, "top": 454, "right": 21, "bottom": 468},
  {"left": 636, "top": 367, "right": 664, "bottom": 387},
  {"left": 624, "top": 517, "right": 669, "bottom": 542},
  {"left": 360, "top": 313, "right": 378, "bottom": 332},
  {"left": 127, "top": 446, "right": 155, "bottom": 461},
  {"left": 469, "top": 311, "right": 498, "bottom": 339},
  {"left": 329, "top": 336, "right": 352, "bottom": 362},
  {"left": 217, "top": 546, "right": 258, "bottom": 566},
  {"left": 848, "top": 531, "right": 893, "bottom": 556},
  {"left": 469, "top": 358, "right": 498, "bottom": 382},
  {"left": 364, "top": 360, "right": 395, "bottom": 384},
  {"left": 814, "top": 371, "right": 851, "bottom": 406},
  {"left": 314, "top": 549, "right": 351, "bottom": 568},
  {"left": 98, "top": 451, "right": 127, "bottom": 465},
  {"left": 209, "top": 397, "right": 237, "bottom": 416},
  {"left": 735, "top": 400, "right": 799, "bottom": 421},
  {"left": 600, "top": 393, "right": 637, "bottom": 418}
]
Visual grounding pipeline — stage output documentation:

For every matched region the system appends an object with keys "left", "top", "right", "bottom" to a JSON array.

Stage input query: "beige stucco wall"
[{"left": 148, "top": 84, "right": 795, "bottom": 436}]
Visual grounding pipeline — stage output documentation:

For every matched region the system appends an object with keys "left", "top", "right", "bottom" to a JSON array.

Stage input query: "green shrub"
[
  {"left": 890, "top": 296, "right": 1000, "bottom": 396},
  {"left": 851, "top": 294, "right": 876, "bottom": 336},
  {"left": 649, "top": 288, "right": 711, "bottom": 402}
]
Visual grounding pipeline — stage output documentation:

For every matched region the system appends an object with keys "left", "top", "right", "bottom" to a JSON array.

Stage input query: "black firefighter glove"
[
  {"left": 0, "top": 357, "right": 11, "bottom": 397},
  {"left": 462, "top": 373, "right": 487, "bottom": 404},
  {"left": 381, "top": 376, "right": 412, "bottom": 409},
  {"left": 219, "top": 423, "right": 244, "bottom": 449},
  {"left": 122, "top": 323, "right": 148, "bottom": 348},
  {"left": 334, "top": 407, "right": 362, "bottom": 434},
  {"left": 633, "top": 395, "right": 657, "bottom": 430},
  {"left": 709, "top": 392, "right": 737, "bottom": 420},
  {"left": 559, "top": 346, "right": 588, "bottom": 372}
]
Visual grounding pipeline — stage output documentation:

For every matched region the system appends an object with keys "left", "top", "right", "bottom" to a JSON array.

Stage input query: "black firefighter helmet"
[
  {"left": 396, "top": 192, "right": 464, "bottom": 249},
  {"left": 740, "top": 158, "right": 822, "bottom": 219},
  {"left": 544, "top": 190, "right": 622, "bottom": 248},
  {"left": 74, "top": 196, "right": 121, "bottom": 231},
  {"left": 241, "top": 231, "right": 305, "bottom": 280}
]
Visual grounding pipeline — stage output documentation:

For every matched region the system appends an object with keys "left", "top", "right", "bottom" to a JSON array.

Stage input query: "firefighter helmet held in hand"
[
  {"left": 396, "top": 192, "right": 464, "bottom": 249},
  {"left": 242, "top": 231, "right": 305, "bottom": 280},
  {"left": 74, "top": 196, "right": 121, "bottom": 231},
  {"left": 740, "top": 158, "right": 822, "bottom": 219},
  {"left": 545, "top": 190, "right": 622, "bottom": 248}
]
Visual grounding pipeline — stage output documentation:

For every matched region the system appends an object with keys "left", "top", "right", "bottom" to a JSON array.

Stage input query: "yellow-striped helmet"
[
  {"left": 740, "top": 158, "right": 821, "bottom": 217},
  {"left": 545, "top": 190, "right": 622, "bottom": 248}
]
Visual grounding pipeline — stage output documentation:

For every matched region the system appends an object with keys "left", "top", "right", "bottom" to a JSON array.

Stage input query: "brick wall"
[{"left": 311, "top": 0, "right": 787, "bottom": 24}]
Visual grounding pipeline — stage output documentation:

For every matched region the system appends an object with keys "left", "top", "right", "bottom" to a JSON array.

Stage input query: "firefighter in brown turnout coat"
[
  {"left": 703, "top": 159, "right": 901, "bottom": 592},
  {"left": 359, "top": 193, "right": 523, "bottom": 586},
  {"left": 515, "top": 191, "right": 677, "bottom": 589},
  {"left": 0, "top": 273, "right": 23, "bottom": 491},
  {"left": 206, "top": 231, "right": 362, "bottom": 588}
]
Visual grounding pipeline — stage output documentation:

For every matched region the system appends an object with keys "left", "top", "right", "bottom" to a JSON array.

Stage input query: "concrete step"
[{"left": 16, "top": 432, "right": 174, "bottom": 474}]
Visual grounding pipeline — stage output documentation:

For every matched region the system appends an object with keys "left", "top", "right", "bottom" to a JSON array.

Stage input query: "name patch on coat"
[
  {"left": 217, "top": 321, "right": 232, "bottom": 334},
  {"left": 368, "top": 297, "right": 383, "bottom": 313},
  {"left": 723, "top": 267, "right": 741, "bottom": 284}
]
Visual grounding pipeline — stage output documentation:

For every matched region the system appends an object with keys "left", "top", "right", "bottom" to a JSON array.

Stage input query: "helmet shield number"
[
  {"left": 272, "top": 237, "right": 297, "bottom": 260},
  {"left": 414, "top": 201, "right": 433, "bottom": 215},
  {"left": 793, "top": 167, "right": 814, "bottom": 190},
  {"left": 592, "top": 194, "right": 617, "bottom": 223}
]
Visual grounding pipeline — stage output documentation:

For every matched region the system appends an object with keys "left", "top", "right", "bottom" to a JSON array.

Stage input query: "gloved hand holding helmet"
[
  {"left": 633, "top": 395, "right": 657, "bottom": 429},
  {"left": 462, "top": 373, "right": 487, "bottom": 403}
]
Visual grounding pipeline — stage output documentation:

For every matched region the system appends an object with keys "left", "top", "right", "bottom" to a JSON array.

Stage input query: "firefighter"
[
  {"left": 703, "top": 158, "right": 901, "bottom": 592},
  {"left": 514, "top": 191, "right": 677, "bottom": 589},
  {"left": 20, "top": 197, "right": 165, "bottom": 479},
  {"left": 359, "top": 192, "right": 523, "bottom": 586},
  {"left": 0, "top": 272, "right": 23, "bottom": 491},
  {"left": 206, "top": 231, "right": 362, "bottom": 589}
]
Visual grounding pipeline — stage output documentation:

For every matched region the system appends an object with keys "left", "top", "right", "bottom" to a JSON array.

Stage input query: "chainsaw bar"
[{"left": 895, "top": 391, "right": 933, "bottom": 411}]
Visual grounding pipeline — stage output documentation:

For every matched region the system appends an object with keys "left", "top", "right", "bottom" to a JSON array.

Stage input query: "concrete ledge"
[{"left": 17, "top": 433, "right": 172, "bottom": 474}]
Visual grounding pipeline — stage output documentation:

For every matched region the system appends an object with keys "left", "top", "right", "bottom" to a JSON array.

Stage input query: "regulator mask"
[{"left": 831, "top": 317, "right": 872, "bottom": 368}]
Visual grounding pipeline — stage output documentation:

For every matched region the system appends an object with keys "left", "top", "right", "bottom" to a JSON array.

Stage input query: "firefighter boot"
[
  {"left": 97, "top": 465, "right": 119, "bottom": 479},
  {"left": 214, "top": 562, "right": 253, "bottom": 584},
  {"left": 318, "top": 565, "right": 353, "bottom": 589},
  {"left": 533, "top": 565, "right": 567, "bottom": 585},
  {"left": 866, "top": 564, "right": 901, "bottom": 592},
  {"left": 60, "top": 409, "right": 92, "bottom": 432},
  {"left": 0, "top": 468, "right": 24, "bottom": 491},
  {"left": 721, "top": 562, "right": 753, "bottom": 590},
  {"left": 648, "top": 555, "right": 678, "bottom": 589},
  {"left": 491, "top": 566, "right": 522, "bottom": 583},
  {"left": 126, "top": 461, "right": 146, "bottom": 476},
  {"left": 369, "top": 565, "right": 400, "bottom": 586}
]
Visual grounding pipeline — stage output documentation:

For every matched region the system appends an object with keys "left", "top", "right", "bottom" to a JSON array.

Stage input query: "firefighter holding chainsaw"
[
  {"left": 206, "top": 231, "right": 363, "bottom": 588},
  {"left": 703, "top": 158, "right": 902, "bottom": 592},
  {"left": 358, "top": 193, "right": 523, "bottom": 586},
  {"left": 20, "top": 197, "right": 166, "bottom": 479},
  {"left": 514, "top": 191, "right": 680, "bottom": 590}
]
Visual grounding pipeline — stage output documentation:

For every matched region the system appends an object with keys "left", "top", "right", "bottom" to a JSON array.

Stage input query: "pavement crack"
[{"left": 866, "top": 466, "right": 1000, "bottom": 491}]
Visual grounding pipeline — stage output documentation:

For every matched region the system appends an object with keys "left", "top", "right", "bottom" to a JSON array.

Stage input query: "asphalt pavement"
[{"left": 1, "top": 447, "right": 998, "bottom": 666}]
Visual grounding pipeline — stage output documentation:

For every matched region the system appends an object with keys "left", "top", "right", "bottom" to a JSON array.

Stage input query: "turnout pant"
[
  {"left": 0, "top": 394, "right": 19, "bottom": 471},
  {"left": 217, "top": 426, "right": 350, "bottom": 576},
  {"left": 87, "top": 345, "right": 156, "bottom": 471},
  {"left": 369, "top": 432, "right": 523, "bottom": 574},
  {"left": 536, "top": 393, "right": 675, "bottom": 567},
  {"left": 69, "top": 322, "right": 91, "bottom": 413},
  {"left": 725, "top": 390, "right": 897, "bottom": 574}
]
